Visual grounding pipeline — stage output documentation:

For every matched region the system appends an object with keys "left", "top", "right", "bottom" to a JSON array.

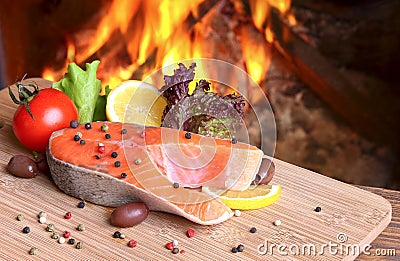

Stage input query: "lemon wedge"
[
  {"left": 202, "top": 185, "right": 281, "bottom": 210},
  {"left": 106, "top": 80, "right": 167, "bottom": 126}
]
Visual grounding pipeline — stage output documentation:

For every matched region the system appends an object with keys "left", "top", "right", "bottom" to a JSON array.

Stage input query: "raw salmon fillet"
[{"left": 47, "top": 122, "right": 263, "bottom": 225}]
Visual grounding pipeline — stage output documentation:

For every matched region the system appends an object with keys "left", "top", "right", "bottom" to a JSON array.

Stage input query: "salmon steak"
[{"left": 47, "top": 122, "right": 264, "bottom": 225}]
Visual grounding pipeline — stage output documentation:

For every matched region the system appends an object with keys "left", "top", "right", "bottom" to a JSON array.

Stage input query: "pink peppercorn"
[
  {"left": 180, "top": 249, "right": 185, "bottom": 254},
  {"left": 63, "top": 231, "right": 71, "bottom": 238},
  {"left": 165, "top": 242, "right": 174, "bottom": 250},
  {"left": 98, "top": 146, "right": 105, "bottom": 154},
  {"left": 186, "top": 229, "right": 195, "bottom": 238},
  {"left": 128, "top": 240, "right": 137, "bottom": 248},
  {"left": 64, "top": 212, "right": 72, "bottom": 219}
]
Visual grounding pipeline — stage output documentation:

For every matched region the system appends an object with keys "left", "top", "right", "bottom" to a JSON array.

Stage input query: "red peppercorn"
[
  {"left": 186, "top": 228, "right": 195, "bottom": 238},
  {"left": 165, "top": 242, "right": 174, "bottom": 250},
  {"left": 180, "top": 249, "right": 185, "bottom": 254},
  {"left": 63, "top": 231, "right": 71, "bottom": 238},
  {"left": 98, "top": 146, "right": 105, "bottom": 154},
  {"left": 64, "top": 212, "right": 72, "bottom": 219},
  {"left": 128, "top": 240, "right": 137, "bottom": 248}
]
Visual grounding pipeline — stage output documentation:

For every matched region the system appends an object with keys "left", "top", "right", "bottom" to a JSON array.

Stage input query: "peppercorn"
[
  {"left": 58, "top": 237, "right": 66, "bottom": 244},
  {"left": 231, "top": 247, "right": 238, "bottom": 253},
  {"left": 173, "top": 182, "right": 179, "bottom": 189},
  {"left": 113, "top": 231, "right": 121, "bottom": 238},
  {"left": 68, "top": 238, "right": 75, "bottom": 245},
  {"left": 46, "top": 224, "right": 55, "bottom": 232},
  {"left": 29, "top": 247, "right": 38, "bottom": 255},
  {"left": 38, "top": 211, "right": 46, "bottom": 218},
  {"left": 77, "top": 224, "right": 85, "bottom": 231},
  {"left": 114, "top": 161, "right": 121, "bottom": 167},
  {"left": 250, "top": 227, "right": 257, "bottom": 233},
  {"left": 111, "top": 152, "right": 118, "bottom": 158},
  {"left": 273, "top": 219, "right": 282, "bottom": 226},
  {"left": 120, "top": 233, "right": 126, "bottom": 239},
  {"left": 186, "top": 229, "right": 195, "bottom": 238},
  {"left": 121, "top": 173, "right": 127, "bottom": 179},
  {"left": 128, "top": 240, "right": 137, "bottom": 248},
  {"left": 98, "top": 146, "right": 106, "bottom": 154},
  {"left": 172, "top": 248, "right": 179, "bottom": 254},
  {"left": 65, "top": 212, "right": 72, "bottom": 219},
  {"left": 80, "top": 140, "right": 86, "bottom": 145},
  {"left": 166, "top": 242, "right": 174, "bottom": 250},
  {"left": 315, "top": 206, "right": 322, "bottom": 212},
  {"left": 185, "top": 132, "right": 191, "bottom": 139},
  {"left": 101, "top": 124, "right": 109, "bottom": 132},
  {"left": 237, "top": 244, "right": 244, "bottom": 252},
  {"left": 234, "top": 210, "right": 241, "bottom": 217},
  {"left": 39, "top": 216, "right": 47, "bottom": 224},
  {"left": 51, "top": 232, "right": 60, "bottom": 239},
  {"left": 70, "top": 120, "right": 79, "bottom": 128},
  {"left": 16, "top": 214, "right": 24, "bottom": 221},
  {"left": 121, "top": 128, "right": 127, "bottom": 134},
  {"left": 84, "top": 123, "right": 92, "bottom": 129},
  {"left": 63, "top": 231, "right": 71, "bottom": 238},
  {"left": 172, "top": 240, "right": 178, "bottom": 247},
  {"left": 73, "top": 134, "right": 81, "bottom": 141},
  {"left": 231, "top": 138, "right": 237, "bottom": 144},
  {"left": 134, "top": 158, "right": 142, "bottom": 165},
  {"left": 95, "top": 154, "right": 101, "bottom": 159},
  {"left": 77, "top": 201, "right": 85, "bottom": 208},
  {"left": 180, "top": 250, "right": 185, "bottom": 254},
  {"left": 105, "top": 133, "right": 111, "bottom": 139},
  {"left": 76, "top": 242, "right": 83, "bottom": 249},
  {"left": 22, "top": 226, "right": 30, "bottom": 234}
]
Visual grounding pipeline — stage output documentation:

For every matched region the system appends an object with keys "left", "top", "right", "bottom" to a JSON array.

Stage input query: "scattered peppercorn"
[
  {"left": 76, "top": 242, "right": 83, "bottom": 249},
  {"left": 166, "top": 242, "right": 174, "bottom": 250},
  {"left": 173, "top": 182, "right": 179, "bottom": 188},
  {"left": 46, "top": 224, "right": 55, "bottom": 232},
  {"left": 64, "top": 212, "right": 72, "bottom": 219},
  {"left": 77, "top": 224, "right": 85, "bottom": 231},
  {"left": 273, "top": 219, "right": 282, "bottom": 226},
  {"left": 113, "top": 231, "right": 121, "bottom": 238},
  {"left": 172, "top": 240, "right": 178, "bottom": 247},
  {"left": 128, "top": 240, "right": 137, "bottom": 248},
  {"left": 70, "top": 120, "right": 79, "bottom": 128},
  {"left": 186, "top": 228, "right": 195, "bottom": 238},
  {"left": 63, "top": 231, "right": 71, "bottom": 238},
  {"left": 121, "top": 173, "right": 127, "bottom": 179},
  {"left": 101, "top": 124, "right": 109, "bottom": 132},
  {"left": 39, "top": 216, "right": 47, "bottom": 224},
  {"left": 114, "top": 161, "right": 121, "bottom": 167},
  {"left": 77, "top": 201, "right": 85, "bottom": 208},
  {"left": 134, "top": 158, "right": 142, "bottom": 165},
  {"left": 68, "top": 238, "right": 75, "bottom": 245},
  {"left": 172, "top": 248, "right": 179, "bottom": 254},
  {"left": 29, "top": 247, "right": 38, "bottom": 255},
  {"left": 111, "top": 152, "right": 118, "bottom": 158},
  {"left": 121, "top": 129, "right": 127, "bottom": 134},
  {"left": 84, "top": 123, "right": 92, "bottom": 129},
  {"left": 74, "top": 134, "right": 81, "bottom": 141},
  {"left": 16, "top": 214, "right": 24, "bottom": 221},
  {"left": 315, "top": 206, "right": 322, "bottom": 212},
  {"left": 120, "top": 233, "right": 126, "bottom": 239},
  {"left": 95, "top": 154, "right": 101, "bottom": 159},
  {"left": 237, "top": 244, "right": 244, "bottom": 252},
  {"left": 38, "top": 211, "right": 46, "bottom": 218},
  {"left": 80, "top": 140, "right": 86, "bottom": 145},
  {"left": 98, "top": 146, "right": 106, "bottom": 154},
  {"left": 58, "top": 237, "right": 66, "bottom": 244},
  {"left": 185, "top": 132, "right": 191, "bottom": 139},
  {"left": 105, "top": 133, "right": 111, "bottom": 139},
  {"left": 231, "top": 138, "right": 237, "bottom": 144},
  {"left": 231, "top": 247, "right": 238, "bottom": 253},
  {"left": 22, "top": 226, "right": 30, "bottom": 234},
  {"left": 51, "top": 232, "right": 60, "bottom": 239},
  {"left": 180, "top": 249, "right": 185, "bottom": 254},
  {"left": 250, "top": 227, "right": 257, "bottom": 233},
  {"left": 234, "top": 210, "right": 241, "bottom": 217}
]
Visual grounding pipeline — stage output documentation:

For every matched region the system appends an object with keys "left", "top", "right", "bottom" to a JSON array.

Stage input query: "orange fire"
[{"left": 41, "top": 0, "right": 293, "bottom": 88}]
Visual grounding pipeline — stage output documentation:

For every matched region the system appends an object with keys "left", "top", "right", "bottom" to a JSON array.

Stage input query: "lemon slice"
[
  {"left": 202, "top": 185, "right": 281, "bottom": 210},
  {"left": 106, "top": 80, "right": 167, "bottom": 126}
]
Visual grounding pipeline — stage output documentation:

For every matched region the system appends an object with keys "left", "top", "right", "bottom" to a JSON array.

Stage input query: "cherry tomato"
[{"left": 12, "top": 88, "right": 78, "bottom": 152}]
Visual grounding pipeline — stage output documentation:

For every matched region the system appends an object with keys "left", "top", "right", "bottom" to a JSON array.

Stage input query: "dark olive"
[
  {"left": 35, "top": 152, "right": 50, "bottom": 175},
  {"left": 7, "top": 155, "right": 40, "bottom": 178},
  {"left": 252, "top": 158, "right": 275, "bottom": 185},
  {"left": 111, "top": 202, "right": 149, "bottom": 227}
]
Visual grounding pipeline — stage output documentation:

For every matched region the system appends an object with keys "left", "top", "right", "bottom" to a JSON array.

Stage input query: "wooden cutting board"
[{"left": 0, "top": 80, "right": 391, "bottom": 260}]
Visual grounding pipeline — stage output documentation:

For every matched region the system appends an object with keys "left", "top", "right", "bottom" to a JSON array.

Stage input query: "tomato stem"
[{"left": 8, "top": 77, "right": 39, "bottom": 120}]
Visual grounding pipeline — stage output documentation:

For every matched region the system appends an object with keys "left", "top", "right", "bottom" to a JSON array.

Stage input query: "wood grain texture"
[{"left": 0, "top": 81, "right": 396, "bottom": 260}]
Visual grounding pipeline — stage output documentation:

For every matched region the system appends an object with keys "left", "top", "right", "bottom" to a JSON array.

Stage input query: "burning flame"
[{"left": 41, "top": 0, "right": 293, "bottom": 88}]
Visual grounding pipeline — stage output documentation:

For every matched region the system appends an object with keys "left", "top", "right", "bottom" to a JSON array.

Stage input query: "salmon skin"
[{"left": 47, "top": 122, "right": 264, "bottom": 225}]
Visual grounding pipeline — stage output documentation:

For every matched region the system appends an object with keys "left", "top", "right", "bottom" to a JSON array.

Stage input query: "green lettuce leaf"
[{"left": 52, "top": 60, "right": 102, "bottom": 123}]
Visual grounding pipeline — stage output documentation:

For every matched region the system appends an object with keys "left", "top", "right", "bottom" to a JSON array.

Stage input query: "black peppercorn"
[
  {"left": 114, "top": 161, "right": 121, "bottom": 167},
  {"left": 68, "top": 238, "right": 75, "bottom": 245},
  {"left": 250, "top": 227, "right": 257, "bottom": 233},
  {"left": 84, "top": 123, "right": 92, "bottom": 129},
  {"left": 22, "top": 226, "right": 30, "bottom": 233},
  {"left": 70, "top": 120, "right": 79, "bottom": 128},
  {"left": 80, "top": 140, "right": 86, "bottom": 145},
  {"left": 315, "top": 206, "right": 321, "bottom": 212},
  {"left": 73, "top": 134, "right": 80, "bottom": 141},
  {"left": 77, "top": 201, "right": 85, "bottom": 208},
  {"left": 173, "top": 182, "right": 179, "bottom": 188},
  {"left": 231, "top": 247, "right": 238, "bottom": 253},
  {"left": 231, "top": 138, "right": 237, "bottom": 144},
  {"left": 121, "top": 129, "right": 127, "bottom": 134},
  {"left": 121, "top": 173, "right": 127, "bottom": 178},
  {"left": 105, "top": 134, "right": 111, "bottom": 139},
  {"left": 111, "top": 152, "right": 118, "bottom": 158},
  {"left": 172, "top": 248, "right": 179, "bottom": 254},
  {"left": 237, "top": 244, "right": 244, "bottom": 252},
  {"left": 185, "top": 132, "right": 191, "bottom": 139},
  {"left": 113, "top": 231, "right": 121, "bottom": 238}
]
